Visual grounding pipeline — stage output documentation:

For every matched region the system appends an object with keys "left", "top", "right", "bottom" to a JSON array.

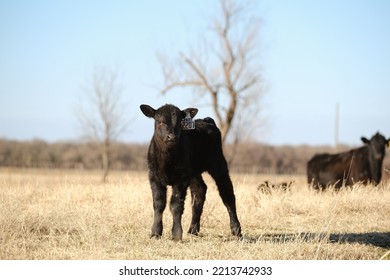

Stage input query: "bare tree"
[
  {"left": 76, "top": 66, "right": 130, "bottom": 182},
  {"left": 158, "top": 0, "right": 265, "bottom": 143}
]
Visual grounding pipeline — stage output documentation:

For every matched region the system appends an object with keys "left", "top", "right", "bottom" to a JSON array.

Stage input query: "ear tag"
[
  {"left": 387, "top": 140, "right": 390, "bottom": 148},
  {"left": 181, "top": 112, "right": 195, "bottom": 130}
]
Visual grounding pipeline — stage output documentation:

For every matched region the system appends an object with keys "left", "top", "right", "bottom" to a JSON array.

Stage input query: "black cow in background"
[
  {"left": 140, "top": 104, "right": 241, "bottom": 241},
  {"left": 307, "top": 132, "right": 390, "bottom": 190}
]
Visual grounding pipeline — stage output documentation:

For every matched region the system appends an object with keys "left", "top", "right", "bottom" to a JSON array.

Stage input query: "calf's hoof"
[
  {"left": 150, "top": 233, "right": 162, "bottom": 239},
  {"left": 172, "top": 228, "right": 183, "bottom": 242},
  {"left": 231, "top": 225, "right": 242, "bottom": 238},
  {"left": 188, "top": 224, "right": 200, "bottom": 236}
]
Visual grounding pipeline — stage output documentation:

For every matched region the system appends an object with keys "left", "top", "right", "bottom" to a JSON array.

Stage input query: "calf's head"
[{"left": 140, "top": 104, "right": 198, "bottom": 147}]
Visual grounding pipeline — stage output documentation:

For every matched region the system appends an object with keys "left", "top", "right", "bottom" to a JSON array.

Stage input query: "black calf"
[{"left": 140, "top": 104, "right": 241, "bottom": 241}]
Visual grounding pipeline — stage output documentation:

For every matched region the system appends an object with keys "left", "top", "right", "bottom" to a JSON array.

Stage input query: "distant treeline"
[
  {"left": 0, "top": 139, "right": 147, "bottom": 171},
  {"left": 1, "top": 139, "right": 389, "bottom": 174}
]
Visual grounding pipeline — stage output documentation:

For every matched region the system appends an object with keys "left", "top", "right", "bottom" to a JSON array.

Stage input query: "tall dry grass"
[{"left": 0, "top": 168, "right": 389, "bottom": 260}]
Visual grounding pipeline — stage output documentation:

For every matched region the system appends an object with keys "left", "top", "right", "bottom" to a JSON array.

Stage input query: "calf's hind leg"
[
  {"left": 188, "top": 176, "right": 207, "bottom": 235},
  {"left": 209, "top": 162, "right": 242, "bottom": 238}
]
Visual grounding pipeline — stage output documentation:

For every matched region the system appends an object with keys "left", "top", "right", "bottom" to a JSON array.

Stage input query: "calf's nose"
[{"left": 166, "top": 133, "right": 176, "bottom": 142}]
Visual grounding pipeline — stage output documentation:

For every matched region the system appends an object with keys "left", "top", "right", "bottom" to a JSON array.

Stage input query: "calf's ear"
[
  {"left": 387, "top": 139, "right": 390, "bottom": 148},
  {"left": 182, "top": 108, "right": 198, "bottom": 118},
  {"left": 361, "top": 137, "right": 370, "bottom": 144},
  {"left": 140, "top": 104, "right": 156, "bottom": 118}
]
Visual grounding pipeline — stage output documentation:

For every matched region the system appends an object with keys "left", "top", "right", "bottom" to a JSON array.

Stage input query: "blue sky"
[{"left": 1, "top": 0, "right": 389, "bottom": 146}]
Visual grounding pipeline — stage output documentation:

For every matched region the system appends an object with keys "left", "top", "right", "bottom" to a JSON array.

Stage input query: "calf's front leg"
[
  {"left": 150, "top": 181, "right": 167, "bottom": 238},
  {"left": 170, "top": 184, "right": 187, "bottom": 241}
]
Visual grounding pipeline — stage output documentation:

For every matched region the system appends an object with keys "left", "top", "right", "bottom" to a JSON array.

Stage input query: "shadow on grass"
[{"left": 243, "top": 232, "right": 390, "bottom": 249}]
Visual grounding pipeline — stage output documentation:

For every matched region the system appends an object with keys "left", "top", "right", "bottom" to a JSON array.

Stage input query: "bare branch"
[
  {"left": 161, "top": 81, "right": 205, "bottom": 95},
  {"left": 157, "top": 0, "right": 264, "bottom": 144},
  {"left": 182, "top": 55, "right": 215, "bottom": 94},
  {"left": 76, "top": 66, "right": 131, "bottom": 182},
  {"left": 237, "top": 75, "right": 260, "bottom": 94}
]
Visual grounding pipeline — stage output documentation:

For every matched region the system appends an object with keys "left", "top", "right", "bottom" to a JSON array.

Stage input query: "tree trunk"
[{"left": 102, "top": 139, "right": 110, "bottom": 183}]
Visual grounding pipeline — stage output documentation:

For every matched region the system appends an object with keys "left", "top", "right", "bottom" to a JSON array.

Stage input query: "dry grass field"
[{"left": 0, "top": 168, "right": 389, "bottom": 260}]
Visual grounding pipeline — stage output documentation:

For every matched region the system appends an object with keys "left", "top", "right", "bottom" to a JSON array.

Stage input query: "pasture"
[{"left": 0, "top": 168, "right": 389, "bottom": 260}]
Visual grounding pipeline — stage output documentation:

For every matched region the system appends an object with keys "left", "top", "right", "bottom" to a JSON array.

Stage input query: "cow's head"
[
  {"left": 140, "top": 104, "right": 198, "bottom": 147},
  {"left": 361, "top": 132, "right": 390, "bottom": 160}
]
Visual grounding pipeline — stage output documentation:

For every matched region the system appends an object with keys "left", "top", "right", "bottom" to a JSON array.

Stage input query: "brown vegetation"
[
  {"left": 0, "top": 139, "right": 147, "bottom": 170},
  {"left": 0, "top": 169, "right": 389, "bottom": 260},
  {"left": 1, "top": 139, "right": 389, "bottom": 177}
]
